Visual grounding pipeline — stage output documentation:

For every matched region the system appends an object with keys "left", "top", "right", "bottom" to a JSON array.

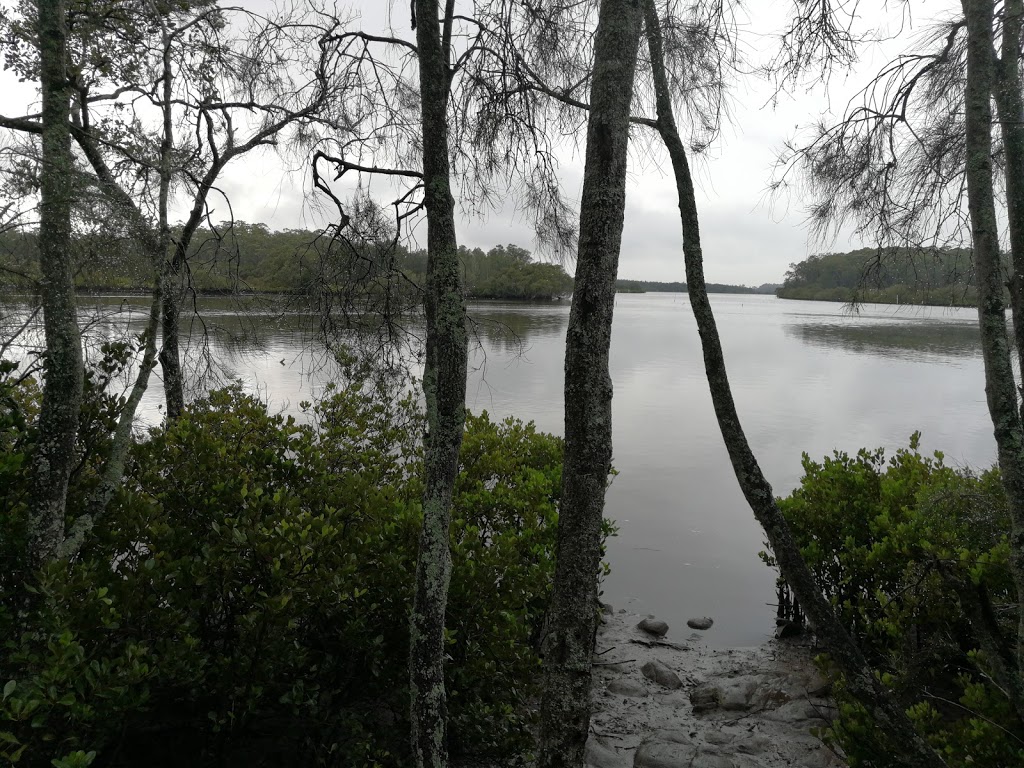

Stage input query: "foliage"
[
  {"left": 0, "top": 371, "right": 575, "bottom": 767},
  {"left": 0, "top": 227, "right": 576, "bottom": 301},
  {"left": 614, "top": 279, "right": 761, "bottom": 294},
  {"left": 767, "top": 435, "right": 1022, "bottom": 767},
  {"left": 777, "top": 247, "right": 981, "bottom": 306},
  {"left": 0, "top": 360, "right": 35, "bottom": 610}
]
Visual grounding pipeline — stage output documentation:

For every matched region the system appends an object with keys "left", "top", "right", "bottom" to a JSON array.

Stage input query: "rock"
[
  {"left": 718, "top": 677, "right": 760, "bottom": 711},
  {"left": 641, "top": 660, "right": 683, "bottom": 689},
  {"left": 586, "top": 735, "right": 628, "bottom": 768},
  {"left": 689, "top": 684, "right": 719, "bottom": 714},
  {"left": 601, "top": 602, "right": 615, "bottom": 615},
  {"left": 633, "top": 741, "right": 697, "bottom": 768},
  {"left": 608, "top": 678, "right": 648, "bottom": 697},
  {"left": 638, "top": 618, "right": 670, "bottom": 637},
  {"left": 749, "top": 684, "right": 790, "bottom": 711},
  {"left": 686, "top": 617, "right": 714, "bottom": 631},
  {"left": 734, "top": 734, "right": 772, "bottom": 755},
  {"left": 762, "top": 699, "right": 825, "bottom": 724}
]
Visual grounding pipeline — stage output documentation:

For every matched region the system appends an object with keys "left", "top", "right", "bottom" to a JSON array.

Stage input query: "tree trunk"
[
  {"left": 964, "top": 0, "right": 1024, "bottom": 700},
  {"left": 995, "top": 0, "right": 1024, "bottom": 384},
  {"left": 537, "top": 3, "right": 642, "bottom": 766},
  {"left": 60, "top": 290, "right": 161, "bottom": 558},
  {"left": 29, "top": 0, "right": 83, "bottom": 567},
  {"left": 155, "top": 15, "right": 184, "bottom": 422},
  {"left": 72, "top": 4, "right": 173, "bottom": 537},
  {"left": 409, "top": 2, "right": 468, "bottom": 767},
  {"left": 641, "top": 2, "right": 946, "bottom": 766}
]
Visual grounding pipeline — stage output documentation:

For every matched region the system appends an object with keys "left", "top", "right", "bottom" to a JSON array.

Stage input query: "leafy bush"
[
  {"left": 1, "top": 375, "right": 572, "bottom": 767},
  {"left": 768, "top": 434, "right": 1022, "bottom": 766}
]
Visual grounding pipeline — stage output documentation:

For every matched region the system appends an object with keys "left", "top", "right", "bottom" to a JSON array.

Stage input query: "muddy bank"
[{"left": 585, "top": 607, "right": 844, "bottom": 768}]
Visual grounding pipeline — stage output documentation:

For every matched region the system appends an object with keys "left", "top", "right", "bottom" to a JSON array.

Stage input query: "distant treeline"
[
  {"left": 616, "top": 279, "right": 779, "bottom": 295},
  {"left": 777, "top": 247, "right": 979, "bottom": 306},
  {"left": 0, "top": 224, "right": 574, "bottom": 301}
]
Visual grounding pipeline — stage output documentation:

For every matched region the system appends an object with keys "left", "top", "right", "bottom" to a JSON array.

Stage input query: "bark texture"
[
  {"left": 995, "top": 0, "right": 1024, "bottom": 381},
  {"left": 642, "top": 3, "right": 946, "bottom": 766},
  {"left": 156, "top": 16, "right": 185, "bottom": 422},
  {"left": 409, "top": 2, "right": 468, "bottom": 767},
  {"left": 963, "top": 0, "right": 1024, "bottom": 701},
  {"left": 537, "top": 3, "right": 642, "bottom": 766},
  {"left": 29, "top": 0, "right": 84, "bottom": 567}
]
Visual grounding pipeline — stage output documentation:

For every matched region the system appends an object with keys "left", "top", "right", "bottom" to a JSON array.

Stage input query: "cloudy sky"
[{"left": 0, "top": 0, "right": 931, "bottom": 285}]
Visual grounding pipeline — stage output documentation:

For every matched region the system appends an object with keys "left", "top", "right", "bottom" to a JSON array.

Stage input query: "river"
[{"left": 3, "top": 292, "right": 996, "bottom": 646}]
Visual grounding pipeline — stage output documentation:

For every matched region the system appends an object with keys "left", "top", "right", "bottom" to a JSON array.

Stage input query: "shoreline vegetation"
[
  {"left": 1, "top": 224, "right": 781, "bottom": 301},
  {"left": 776, "top": 247, "right": 980, "bottom": 307},
  {"left": 0, "top": 226, "right": 578, "bottom": 301},
  {"left": 615, "top": 279, "right": 779, "bottom": 295}
]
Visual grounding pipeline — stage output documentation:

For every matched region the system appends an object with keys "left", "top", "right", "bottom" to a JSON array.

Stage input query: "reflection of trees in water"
[
  {"left": 785, "top": 321, "right": 982, "bottom": 360},
  {"left": 467, "top": 304, "right": 569, "bottom": 355},
  {"left": 6, "top": 296, "right": 571, "bottom": 379}
]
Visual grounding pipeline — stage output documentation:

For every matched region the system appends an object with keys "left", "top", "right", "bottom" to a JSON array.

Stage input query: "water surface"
[{"left": 4, "top": 293, "right": 995, "bottom": 646}]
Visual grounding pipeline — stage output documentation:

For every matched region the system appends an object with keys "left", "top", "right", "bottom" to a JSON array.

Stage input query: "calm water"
[{"left": 3, "top": 293, "right": 996, "bottom": 646}]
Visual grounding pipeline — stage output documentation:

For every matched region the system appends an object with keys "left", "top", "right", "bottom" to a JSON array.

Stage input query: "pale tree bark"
[
  {"left": 57, "top": 4, "right": 172, "bottom": 548},
  {"left": 28, "top": 0, "right": 83, "bottom": 567},
  {"left": 60, "top": 293, "right": 160, "bottom": 559},
  {"left": 537, "top": 2, "right": 642, "bottom": 766},
  {"left": 58, "top": 123, "right": 165, "bottom": 545},
  {"left": 963, "top": 0, "right": 1024, "bottom": 702},
  {"left": 408, "top": 2, "right": 468, "bottom": 767},
  {"left": 642, "top": 2, "right": 946, "bottom": 765}
]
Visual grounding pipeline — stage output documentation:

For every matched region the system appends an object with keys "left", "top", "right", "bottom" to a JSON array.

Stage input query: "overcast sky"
[{"left": 0, "top": 0, "right": 933, "bottom": 285}]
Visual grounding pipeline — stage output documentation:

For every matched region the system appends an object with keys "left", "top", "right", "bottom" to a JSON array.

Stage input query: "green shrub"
[
  {"left": 768, "top": 434, "right": 1022, "bottom": 767},
  {"left": 1, "top": 377, "right": 573, "bottom": 767}
]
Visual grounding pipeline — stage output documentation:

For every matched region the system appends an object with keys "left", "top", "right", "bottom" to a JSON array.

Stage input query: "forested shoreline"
[
  {"left": 615, "top": 279, "right": 779, "bottom": 294},
  {"left": 0, "top": 227, "right": 574, "bottom": 300},
  {"left": 777, "top": 247, "right": 979, "bottom": 306},
  {"left": 1, "top": 226, "right": 778, "bottom": 300}
]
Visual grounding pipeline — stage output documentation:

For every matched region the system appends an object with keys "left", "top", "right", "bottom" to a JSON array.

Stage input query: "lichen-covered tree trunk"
[
  {"left": 155, "top": 18, "right": 185, "bottom": 422},
  {"left": 28, "top": 0, "right": 83, "bottom": 567},
  {"left": 995, "top": 0, "right": 1024, "bottom": 382},
  {"left": 989, "top": 0, "right": 1024, "bottom": 719},
  {"left": 537, "top": 3, "right": 642, "bottom": 766},
  {"left": 964, "top": 0, "right": 1024, "bottom": 697},
  {"left": 409, "top": 2, "right": 468, "bottom": 767},
  {"left": 642, "top": 2, "right": 946, "bottom": 766}
]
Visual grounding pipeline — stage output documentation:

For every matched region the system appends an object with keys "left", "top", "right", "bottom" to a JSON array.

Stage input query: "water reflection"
[
  {"left": 1, "top": 292, "right": 1000, "bottom": 647},
  {"left": 468, "top": 301, "right": 569, "bottom": 354},
  {"left": 785, "top": 321, "right": 982, "bottom": 360}
]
